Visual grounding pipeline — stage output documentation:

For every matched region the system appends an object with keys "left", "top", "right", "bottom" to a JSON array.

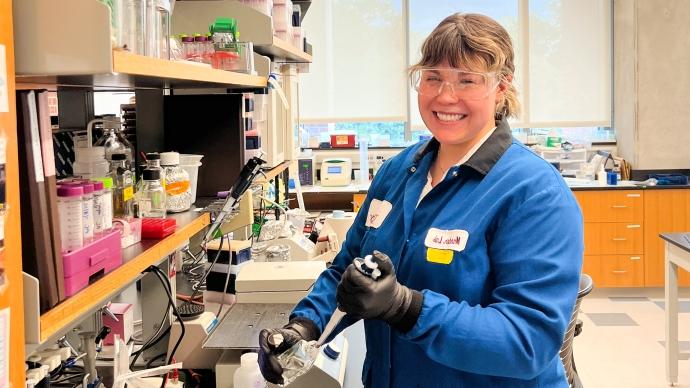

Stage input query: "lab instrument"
[
  {"left": 320, "top": 159, "right": 352, "bottom": 187},
  {"left": 235, "top": 260, "right": 326, "bottom": 304},
  {"left": 167, "top": 311, "right": 222, "bottom": 369},
  {"left": 315, "top": 255, "right": 380, "bottom": 347},
  {"left": 297, "top": 156, "right": 316, "bottom": 186}
]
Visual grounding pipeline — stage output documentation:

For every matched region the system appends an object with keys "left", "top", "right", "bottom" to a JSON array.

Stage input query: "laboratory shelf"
[
  {"left": 15, "top": 51, "right": 268, "bottom": 90},
  {"left": 34, "top": 211, "right": 210, "bottom": 347},
  {"left": 256, "top": 161, "right": 290, "bottom": 183},
  {"left": 173, "top": 0, "right": 312, "bottom": 64},
  {"left": 12, "top": 0, "right": 268, "bottom": 90}
]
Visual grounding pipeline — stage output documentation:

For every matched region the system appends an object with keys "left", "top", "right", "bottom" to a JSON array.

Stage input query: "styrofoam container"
[{"left": 181, "top": 162, "right": 202, "bottom": 204}]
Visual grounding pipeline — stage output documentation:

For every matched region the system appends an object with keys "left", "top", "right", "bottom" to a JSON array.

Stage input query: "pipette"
[{"left": 315, "top": 255, "right": 381, "bottom": 347}]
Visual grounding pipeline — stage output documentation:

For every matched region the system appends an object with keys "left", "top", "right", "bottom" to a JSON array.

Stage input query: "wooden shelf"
[
  {"left": 256, "top": 161, "right": 290, "bottom": 183},
  {"left": 256, "top": 37, "right": 313, "bottom": 63},
  {"left": 37, "top": 211, "right": 210, "bottom": 343},
  {"left": 15, "top": 51, "right": 268, "bottom": 90}
]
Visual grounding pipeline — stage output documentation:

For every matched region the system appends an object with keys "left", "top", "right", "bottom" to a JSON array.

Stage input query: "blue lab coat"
[{"left": 291, "top": 118, "right": 584, "bottom": 387}]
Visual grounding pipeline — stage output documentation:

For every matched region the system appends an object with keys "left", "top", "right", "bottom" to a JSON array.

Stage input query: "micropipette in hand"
[{"left": 315, "top": 255, "right": 382, "bottom": 347}]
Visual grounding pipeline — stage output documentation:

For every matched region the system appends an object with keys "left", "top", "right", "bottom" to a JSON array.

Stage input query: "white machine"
[
  {"left": 167, "top": 312, "right": 222, "bottom": 369},
  {"left": 320, "top": 159, "right": 352, "bottom": 187},
  {"left": 235, "top": 261, "right": 326, "bottom": 304}
]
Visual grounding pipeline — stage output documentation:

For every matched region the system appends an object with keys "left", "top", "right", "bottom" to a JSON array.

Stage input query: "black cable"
[
  {"left": 185, "top": 235, "right": 225, "bottom": 305},
  {"left": 145, "top": 352, "right": 168, "bottom": 369},
  {"left": 130, "top": 265, "right": 174, "bottom": 369},
  {"left": 150, "top": 266, "right": 185, "bottom": 388}
]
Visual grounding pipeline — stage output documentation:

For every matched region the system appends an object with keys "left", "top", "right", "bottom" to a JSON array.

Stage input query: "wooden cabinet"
[
  {"left": 0, "top": 1, "right": 26, "bottom": 385},
  {"left": 643, "top": 190, "right": 690, "bottom": 286},
  {"left": 575, "top": 190, "right": 645, "bottom": 287}
]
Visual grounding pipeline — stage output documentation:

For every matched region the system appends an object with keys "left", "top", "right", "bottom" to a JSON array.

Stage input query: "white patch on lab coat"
[
  {"left": 365, "top": 199, "right": 392, "bottom": 228},
  {"left": 424, "top": 228, "right": 469, "bottom": 252}
]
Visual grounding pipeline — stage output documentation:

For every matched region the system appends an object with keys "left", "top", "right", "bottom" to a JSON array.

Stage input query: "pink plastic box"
[
  {"left": 62, "top": 230, "right": 123, "bottom": 297},
  {"left": 102, "top": 303, "right": 134, "bottom": 345}
]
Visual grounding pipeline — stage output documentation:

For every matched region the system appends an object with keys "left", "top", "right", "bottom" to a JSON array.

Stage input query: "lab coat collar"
[{"left": 410, "top": 117, "right": 513, "bottom": 176}]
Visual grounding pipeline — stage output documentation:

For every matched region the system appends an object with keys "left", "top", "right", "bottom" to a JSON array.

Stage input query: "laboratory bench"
[{"left": 293, "top": 181, "right": 690, "bottom": 289}]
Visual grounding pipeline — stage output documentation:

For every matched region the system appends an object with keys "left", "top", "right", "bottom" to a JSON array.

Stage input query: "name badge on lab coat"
[
  {"left": 424, "top": 228, "right": 469, "bottom": 252},
  {"left": 365, "top": 199, "right": 392, "bottom": 228}
]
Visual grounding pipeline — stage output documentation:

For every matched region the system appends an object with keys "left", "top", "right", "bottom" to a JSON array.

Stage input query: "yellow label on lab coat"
[{"left": 426, "top": 248, "right": 454, "bottom": 265}]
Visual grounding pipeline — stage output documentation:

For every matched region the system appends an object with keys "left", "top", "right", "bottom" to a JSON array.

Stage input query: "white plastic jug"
[{"left": 233, "top": 352, "right": 266, "bottom": 388}]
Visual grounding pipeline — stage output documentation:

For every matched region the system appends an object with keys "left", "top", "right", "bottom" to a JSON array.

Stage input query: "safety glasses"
[{"left": 410, "top": 68, "right": 500, "bottom": 100}]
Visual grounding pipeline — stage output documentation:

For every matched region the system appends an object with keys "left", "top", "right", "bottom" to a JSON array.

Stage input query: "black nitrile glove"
[
  {"left": 258, "top": 317, "right": 320, "bottom": 385},
  {"left": 336, "top": 250, "right": 423, "bottom": 332}
]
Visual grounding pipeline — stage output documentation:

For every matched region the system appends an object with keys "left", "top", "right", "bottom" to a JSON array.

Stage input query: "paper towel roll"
[{"left": 321, "top": 212, "right": 356, "bottom": 244}]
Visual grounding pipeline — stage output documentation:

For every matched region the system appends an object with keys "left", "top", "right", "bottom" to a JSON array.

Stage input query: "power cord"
[{"left": 147, "top": 265, "right": 184, "bottom": 388}]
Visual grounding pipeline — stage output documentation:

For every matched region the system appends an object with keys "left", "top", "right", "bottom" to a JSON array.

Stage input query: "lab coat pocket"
[{"left": 360, "top": 227, "right": 380, "bottom": 257}]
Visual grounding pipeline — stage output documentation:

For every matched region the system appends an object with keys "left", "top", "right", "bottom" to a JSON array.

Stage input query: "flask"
[
  {"left": 138, "top": 169, "right": 167, "bottom": 218},
  {"left": 233, "top": 352, "right": 266, "bottom": 388},
  {"left": 109, "top": 153, "right": 135, "bottom": 219}
]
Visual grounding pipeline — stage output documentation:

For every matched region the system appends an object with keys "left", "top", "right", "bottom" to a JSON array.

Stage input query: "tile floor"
[{"left": 575, "top": 288, "right": 690, "bottom": 388}]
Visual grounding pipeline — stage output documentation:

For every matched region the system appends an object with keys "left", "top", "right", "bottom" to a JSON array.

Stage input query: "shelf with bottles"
[
  {"left": 12, "top": 0, "right": 267, "bottom": 89},
  {"left": 173, "top": 0, "right": 313, "bottom": 64},
  {"left": 25, "top": 211, "right": 210, "bottom": 350}
]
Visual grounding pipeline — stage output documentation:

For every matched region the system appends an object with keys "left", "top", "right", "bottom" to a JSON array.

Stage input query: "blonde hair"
[{"left": 411, "top": 13, "right": 520, "bottom": 119}]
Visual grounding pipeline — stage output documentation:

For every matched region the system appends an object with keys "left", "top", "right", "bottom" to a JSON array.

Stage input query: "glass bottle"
[
  {"left": 160, "top": 152, "right": 192, "bottom": 213},
  {"left": 95, "top": 118, "right": 134, "bottom": 171},
  {"left": 138, "top": 169, "right": 167, "bottom": 218},
  {"left": 109, "top": 153, "right": 134, "bottom": 219}
]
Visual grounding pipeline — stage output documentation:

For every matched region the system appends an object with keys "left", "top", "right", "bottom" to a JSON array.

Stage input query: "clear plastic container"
[
  {"left": 92, "top": 180, "right": 106, "bottom": 236},
  {"left": 120, "top": 0, "right": 146, "bottom": 54},
  {"left": 73, "top": 146, "right": 110, "bottom": 179},
  {"left": 160, "top": 152, "right": 192, "bottom": 213},
  {"left": 57, "top": 185, "right": 84, "bottom": 252},
  {"left": 94, "top": 177, "right": 114, "bottom": 231},
  {"left": 233, "top": 352, "right": 266, "bottom": 388},
  {"left": 109, "top": 153, "right": 135, "bottom": 219},
  {"left": 181, "top": 35, "right": 195, "bottom": 60},
  {"left": 138, "top": 169, "right": 167, "bottom": 218},
  {"left": 146, "top": 0, "right": 171, "bottom": 59},
  {"left": 266, "top": 244, "right": 290, "bottom": 262},
  {"left": 77, "top": 182, "right": 95, "bottom": 243}
]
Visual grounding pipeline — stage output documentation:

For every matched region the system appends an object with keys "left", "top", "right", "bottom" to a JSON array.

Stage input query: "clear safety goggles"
[{"left": 410, "top": 68, "right": 500, "bottom": 100}]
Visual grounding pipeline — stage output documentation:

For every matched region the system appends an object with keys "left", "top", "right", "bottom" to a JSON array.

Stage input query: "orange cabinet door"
[
  {"left": 574, "top": 190, "right": 643, "bottom": 223},
  {"left": 643, "top": 190, "right": 690, "bottom": 286},
  {"left": 584, "top": 222, "right": 643, "bottom": 255},
  {"left": 584, "top": 255, "right": 644, "bottom": 287}
]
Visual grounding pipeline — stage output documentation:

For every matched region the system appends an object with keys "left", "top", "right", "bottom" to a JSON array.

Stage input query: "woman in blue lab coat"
[{"left": 258, "top": 13, "right": 583, "bottom": 388}]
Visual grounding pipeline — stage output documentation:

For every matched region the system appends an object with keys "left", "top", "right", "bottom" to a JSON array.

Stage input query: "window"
[{"left": 301, "top": 0, "right": 612, "bottom": 146}]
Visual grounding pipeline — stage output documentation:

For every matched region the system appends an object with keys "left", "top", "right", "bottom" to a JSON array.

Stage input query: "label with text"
[
  {"left": 424, "top": 228, "right": 469, "bottom": 252},
  {"left": 365, "top": 199, "right": 392, "bottom": 229}
]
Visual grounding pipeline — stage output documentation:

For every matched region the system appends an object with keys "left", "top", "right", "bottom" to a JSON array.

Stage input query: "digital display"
[{"left": 328, "top": 166, "right": 342, "bottom": 174}]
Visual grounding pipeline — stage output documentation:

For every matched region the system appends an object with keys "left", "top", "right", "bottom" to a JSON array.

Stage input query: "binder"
[
  {"left": 17, "top": 90, "right": 60, "bottom": 311},
  {"left": 37, "top": 90, "right": 65, "bottom": 301}
]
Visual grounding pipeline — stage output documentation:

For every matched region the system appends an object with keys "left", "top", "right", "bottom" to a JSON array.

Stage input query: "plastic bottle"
[
  {"left": 57, "top": 185, "right": 84, "bottom": 252},
  {"left": 109, "top": 153, "right": 135, "bottom": 219},
  {"left": 597, "top": 165, "right": 607, "bottom": 186},
  {"left": 92, "top": 180, "right": 106, "bottom": 236},
  {"left": 233, "top": 352, "right": 266, "bottom": 388},
  {"left": 79, "top": 182, "right": 96, "bottom": 243},
  {"left": 94, "top": 177, "right": 114, "bottom": 230},
  {"left": 138, "top": 169, "right": 167, "bottom": 218}
]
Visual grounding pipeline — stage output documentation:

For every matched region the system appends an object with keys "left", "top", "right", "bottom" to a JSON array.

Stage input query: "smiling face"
[
  {"left": 411, "top": 13, "right": 519, "bottom": 152},
  {"left": 417, "top": 60, "right": 506, "bottom": 148}
]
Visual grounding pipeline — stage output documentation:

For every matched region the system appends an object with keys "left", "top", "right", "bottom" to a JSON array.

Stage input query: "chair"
[{"left": 560, "top": 273, "right": 594, "bottom": 388}]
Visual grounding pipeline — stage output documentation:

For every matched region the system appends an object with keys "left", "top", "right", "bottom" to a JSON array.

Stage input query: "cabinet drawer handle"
[
  {"left": 612, "top": 270, "right": 628, "bottom": 274},
  {"left": 626, "top": 224, "right": 641, "bottom": 229},
  {"left": 612, "top": 238, "right": 627, "bottom": 241},
  {"left": 626, "top": 194, "right": 641, "bottom": 198},
  {"left": 612, "top": 205, "right": 628, "bottom": 209},
  {"left": 630, "top": 256, "right": 641, "bottom": 260}
]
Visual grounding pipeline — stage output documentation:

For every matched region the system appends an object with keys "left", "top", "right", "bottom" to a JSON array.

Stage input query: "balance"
[{"left": 320, "top": 158, "right": 352, "bottom": 187}]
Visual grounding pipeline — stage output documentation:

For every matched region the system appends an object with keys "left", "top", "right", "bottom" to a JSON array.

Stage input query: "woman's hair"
[{"left": 411, "top": 13, "right": 520, "bottom": 119}]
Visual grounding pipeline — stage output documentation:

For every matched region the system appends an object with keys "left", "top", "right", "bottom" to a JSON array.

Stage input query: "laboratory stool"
[{"left": 559, "top": 273, "right": 594, "bottom": 388}]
